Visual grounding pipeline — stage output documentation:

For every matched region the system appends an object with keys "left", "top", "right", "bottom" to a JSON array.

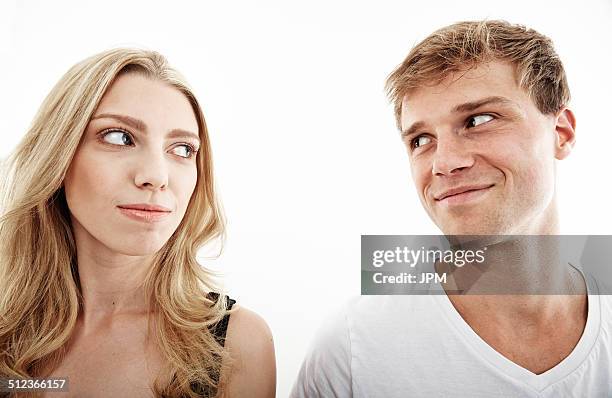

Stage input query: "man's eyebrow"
[
  {"left": 400, "top": 96, "right": 517, "bottom": 138},
  {"left": 90, "top": 113, "right": 201, "bottom": 144},
  {"left": 401, "top": 121, "right": 427, "bottom": 139},
  {"left": 451, "top": 95, "right": 516, "bottom": 113}
]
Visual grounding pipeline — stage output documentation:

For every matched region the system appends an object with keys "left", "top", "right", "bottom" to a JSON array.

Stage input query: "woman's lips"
[{"left": 117, "top": 207, "right": 171, "bottom": 223}]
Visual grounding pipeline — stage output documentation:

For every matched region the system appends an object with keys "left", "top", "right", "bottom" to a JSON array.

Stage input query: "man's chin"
[{"left": 439, "top": 221, "right": 507, "bottom": 237}]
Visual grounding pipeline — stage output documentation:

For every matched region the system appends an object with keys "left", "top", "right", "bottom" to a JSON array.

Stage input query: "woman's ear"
[{"left": 554, "top": 107, "right": 576, "bottom": 160}]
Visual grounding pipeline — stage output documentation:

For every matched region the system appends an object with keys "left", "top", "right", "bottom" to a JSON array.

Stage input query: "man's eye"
[
  {"left": 102, "top": 129, "right": 133, "bottom": 146},
  {"left": 466, "top": 114, "right": 494, "bottom": 128},
  {"left": 172, "top": 144, "right": 196, "bottom": 159},
  {"left": 411, "top": 135, "right": 432, "bottom": 150}
]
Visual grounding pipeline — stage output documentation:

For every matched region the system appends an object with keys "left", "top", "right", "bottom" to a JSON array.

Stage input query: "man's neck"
[
  {"left": 438, "top": 235, "right": 588, "bottom": 338},
  {"left": 440, "top": 236, "right": 585, "bottom": 294}
]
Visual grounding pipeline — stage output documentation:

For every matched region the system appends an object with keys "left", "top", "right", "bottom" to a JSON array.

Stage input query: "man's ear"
[{"left": 554, "top": 107, "right": 576, "bottom": 160}]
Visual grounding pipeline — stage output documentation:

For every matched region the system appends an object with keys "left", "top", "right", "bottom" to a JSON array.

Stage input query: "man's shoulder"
[
  {"left": 313, "top": 294, "right": 441, "bottom": 342},
  {"left": 344, "top": 294, "right": 439, "bottom": 319},
  {"left": 308, "top": 296, "right": 406, "bottom": 345},
  {"left": 592, "top": 278, "right": 612, "bottom": 315},
  {"left": 292, "top": 294, "right": 446, "bottom": 398}
]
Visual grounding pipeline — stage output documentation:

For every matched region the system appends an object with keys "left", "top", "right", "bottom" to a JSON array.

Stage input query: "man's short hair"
[{"left": 385, "top": 20, "right": 571, "bottom": 129}]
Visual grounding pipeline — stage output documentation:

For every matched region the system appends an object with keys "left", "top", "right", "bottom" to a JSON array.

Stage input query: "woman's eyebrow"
[
  {"left": 90, "top": 112, "right": 200, "bottom": 144},
  {"left": 91, "top": 112, "right": 145, "bottom": 131},
  {"left": 166, "top": 129, "right": 201, "bottom": 145}
]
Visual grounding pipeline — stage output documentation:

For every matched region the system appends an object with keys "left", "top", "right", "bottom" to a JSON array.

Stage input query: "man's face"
[{"left": 400, "top": 61, "right": 573, "bottom": 235}]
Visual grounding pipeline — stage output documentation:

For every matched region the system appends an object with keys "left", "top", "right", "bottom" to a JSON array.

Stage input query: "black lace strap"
[
  {"left": 206, "top": 292, "right": 236, "bottom": 347},
  {"left": 179, "top": 293, "right": 235, "bottom": 397}
]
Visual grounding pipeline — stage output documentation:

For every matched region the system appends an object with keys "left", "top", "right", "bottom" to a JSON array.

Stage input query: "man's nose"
[{"left": 431, "top": 131, "right": 475, "bottom": 176}]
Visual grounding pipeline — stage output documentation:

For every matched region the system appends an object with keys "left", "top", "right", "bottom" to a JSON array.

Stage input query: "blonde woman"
[{"left": 0, "top": 48, "right": 276, "bottom": 397}]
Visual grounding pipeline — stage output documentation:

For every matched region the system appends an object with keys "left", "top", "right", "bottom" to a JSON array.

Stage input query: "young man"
[{"left": 291, "top": 20, "right": 612, "bottom": 397}]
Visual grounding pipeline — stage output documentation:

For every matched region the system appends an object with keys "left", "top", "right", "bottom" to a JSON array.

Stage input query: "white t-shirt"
[{"left": 291, "top": 266, "right": 612, "bottom": 397}]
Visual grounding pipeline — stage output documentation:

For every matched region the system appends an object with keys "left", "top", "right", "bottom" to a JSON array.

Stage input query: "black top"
[
  {"left": 206, "top": 292, "right": 236, "bottom": 346},
  {"left": 169, "top": 292, "right": 236, "bottom": 398}
]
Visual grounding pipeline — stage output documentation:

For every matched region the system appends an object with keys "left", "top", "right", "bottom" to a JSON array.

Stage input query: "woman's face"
[{"left": 64, "top": 73, "right": 201, "bottom": 256}]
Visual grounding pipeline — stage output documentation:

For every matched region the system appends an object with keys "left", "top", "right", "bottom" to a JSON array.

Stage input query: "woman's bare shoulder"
[{"left": 223, "top": 303, "right": 276, "bottom": 397}]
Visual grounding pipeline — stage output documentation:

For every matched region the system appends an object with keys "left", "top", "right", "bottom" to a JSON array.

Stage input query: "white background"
[{"left": 2, "top": 1, "right": 611, "bottom": 396}]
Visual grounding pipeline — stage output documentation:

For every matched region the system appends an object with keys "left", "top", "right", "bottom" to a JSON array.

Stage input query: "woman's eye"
[
  {"left": 102, "top": 129, "right": 133, "bottom": 146},
  {"left": 172, "top": 145, "right": 197, "bottom": 159},
  {"left": 466, "top": 114, "right": 494, "bottom": 128},
  {"left": 411, "top": 135, "right": 432, "bottom": 150},
  {"left": 102, "top": 129, "right": 197, "bottom": 159}
]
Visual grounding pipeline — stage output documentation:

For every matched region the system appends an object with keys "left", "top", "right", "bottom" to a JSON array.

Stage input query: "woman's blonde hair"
[
  {"left": 385, "top": 20, "right": 571, "bottom": 129},
  {"left": 0, "top": 48, "right": 233, "bottom": 397}
]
